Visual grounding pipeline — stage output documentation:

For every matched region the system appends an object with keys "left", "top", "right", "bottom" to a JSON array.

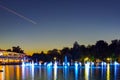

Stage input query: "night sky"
[{"left": 0, "top": 0, "right": 120, "bottom": 55}]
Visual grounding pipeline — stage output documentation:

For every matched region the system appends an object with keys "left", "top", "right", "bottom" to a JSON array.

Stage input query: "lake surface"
[{"left": 0, "top": 64, "right": 120, "bottom": 80}]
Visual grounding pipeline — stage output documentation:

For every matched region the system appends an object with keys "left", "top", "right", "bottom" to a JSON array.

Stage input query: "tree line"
[{"left": 31, "top": 39, "right": 120, "bottom": 63}]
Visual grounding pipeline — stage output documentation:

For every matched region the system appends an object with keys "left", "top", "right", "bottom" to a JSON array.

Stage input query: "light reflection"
[
  {"left": 47, "top": 66, "right": 52, "bottom": 80},
  {"left": 0, "top": 66, "right": 4, "bottom": 80},
  {"left": 107, "top": 64, "right": 110, "bottom": 80},
  {"left": 5, "top": 65, "right": 10, "bottom": 80},
  {"left": 16, "top": 65, "right": 20, "bottom": 80},
  {"left": 54, "top": 62, "right": 57, "bottom": 80},
  {"left": 22, "top": 65, "right": 25, "bottom": 80},
  {"left": 39, "top": 66, "right": 41, "bottom": 78},
  {"left": 54, "top": 67, "right": 57, "bottom": 80},
  {"left": 75, "top": 65, "right": 78, "bottom": 80},
  {"left": 63, "top": 66, "right": 68, "bottom": 80},
  {"left": 31, "top": 63, "right": 34, "bottom": 80},
  {"left": 85, "top": 62, "right": 90, "bottom": 80},
  {"left": 114, "top": 64, "right": 117, "bottom": 80}
]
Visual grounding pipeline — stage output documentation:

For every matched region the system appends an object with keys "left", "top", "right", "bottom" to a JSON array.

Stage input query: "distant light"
[
  {"left": 79, "top": 62, "right": 81, "bottom": 66},
  {"left": 84, "top": 57, "right": 89, "bottom": 62},
  {"left": 85, "top": 62, "right": 90, "bottom": 69},
  {"left": 54, "top": 57, "right": 57, "bottom": 60},
  {"left": 26, "top": 63, "right": 31, "bottom": 66},
  {"left": 22, "top": 62, "right": 25, "bottom": 66},
  {"left": 34, "top": 63, "right": 38, "bottom": 66},
  {"left": 44, "top": 62, "right": 47, "bottom": 66},
  {"left": 75, "top": 62, "right": 78, "bottom": 67},
  {"left": 91, "top": 62, "right": 94, "bottom": 65},
  {"left": 54, "top": 61, "right": 57, "bottom": 68},
  {"left": 114, "top": 61, "right": 119, "bottom": 65},
  {"left": 67, "top": 62, "right": 70, "bottom": 66},
  {"left": 107, "top": 58, "right": 112, "bottom": 61},
  {"left": 39, "top": 63, "right": 41, "bottom": 66},
  {"left": 101, "top": 62, "right": 106, "bottom": 66},
  {"left": 47, "top": 62, "right": 52, "bottom": 67},
  {"left": 0, "top": 52, "right": 3, "bottom": 56}
]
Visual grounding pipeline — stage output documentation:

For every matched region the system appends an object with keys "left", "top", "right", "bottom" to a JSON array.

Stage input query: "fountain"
[{"left": 63, "top": 56, "right": 69, "bottom": 66}]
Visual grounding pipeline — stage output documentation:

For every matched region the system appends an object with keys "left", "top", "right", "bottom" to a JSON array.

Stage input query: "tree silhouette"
[
  {"left": 95, "top": 40, "right": 108, "bottom": 59},
  {"left": 12, "top": 46, "right": 24, "bottom": 53}
]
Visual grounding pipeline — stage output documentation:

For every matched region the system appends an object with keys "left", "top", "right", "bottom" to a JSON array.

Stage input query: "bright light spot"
[
  {"left": 0, "top": 52, "right": 3, "bottom": 56},
  {"left": 22, "top": 61, "right": 25, "bottom": 66},
  {"left": 34, "top": 63, "right": 38, "bottom": 66},
  {"left": 67, "top": 62, "right": 70, "bottom": 66},
  {"left": 101, "top": 62, "right": 106, "bottom": 66},
  {"left": 54, "top": 57, "right": 56, "bottom": 60},
  {"left": 75, "top": 62, "right": 78, "bottom": 68},
  {"left": 91, "top": 62, "right": 94, "bottom": 66},
  {"left": 31, "top": 61, "right": 34, "bottom": 67},
  {"left": 47, "top": 62, "right": 52, "bottom": 67},
  {"left": 85, "top": 62, "right": 90, "bottom": 69},
  {"left": 54, "top": 61, "right": 57, "bottom": 68},
  {"left": 84, "top": 57, "right": 89, "bottom": 62},
  {"left": 39, "top": 63, "right": 41, "bottom": 66},
  {"left": 114, "top": 61, "right": 119, "bottom": 65},
  {"left": 63, "top": 62, "right": 65, "bottom": 66},
  {"left": 107, "top": 58, "right": 112, "bottom": 61},
  {"left": 44, "top": 62, "right": 47, "bottom": 66},
  {"left": 25, "top": 63, "right": 31, "bottom": 66},
  {"left": 79, "top": 62, "right": 81, "bottom": 66}
]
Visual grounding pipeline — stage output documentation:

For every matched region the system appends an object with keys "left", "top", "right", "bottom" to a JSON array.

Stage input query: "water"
[{"left": 0, "top": 64, "right": 120, "bottom": 80}]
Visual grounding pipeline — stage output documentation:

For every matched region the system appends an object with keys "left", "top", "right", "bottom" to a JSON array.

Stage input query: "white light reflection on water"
[
  {"left": 85, "top": 63, "right": 90, "bottom": 80},
  {"left": 54, "top": 62, "right": 57, "bottom": 80},
  {"left": 31, "top": 63, "right": 34, "bottom": 80},
  {"left": 22, "top": 65, "right": 25, "bottom": 80}
]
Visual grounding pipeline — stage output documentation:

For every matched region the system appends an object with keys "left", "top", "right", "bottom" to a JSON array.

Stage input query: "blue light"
[
  {"left": 114, "top": 61, "right": 119, "bottom": 65},
  {"left": 75, "top": 62, "right": 78, "bottom": 68},
  {"left": 101, "top": 62, "right": 106, "bottom": 66},
  {"left": 67, "top": 62, "right": 70, "bottom": 66},
  {"left": 79, "top": 62, "right": 81, "bottom": 66},
  {"left": 91, "top": 62, "right": 94, "bottom": 66},
  {"left": 25, "top": 63, "right": 31, "bottom": 66},
  {"left": 34, "top": 63, "right": 38, "bottom": 66},
  {"left": 63, "top": 64, "right": 69, "bottom": 80},
  {"left": 75, "top": 64, "right": 78, "bottom": 80},
  {"left": 63, "top": 62, "right": 65, "bottom": 66},
  {"left": 47, "top": 65, "right": 52, "bottom": 80},
  {"left": 47, "top": 62, "right": 52, "bottom": 67},
  {"left": 44, "top": 62, "right": 47, "bottom": 66}
]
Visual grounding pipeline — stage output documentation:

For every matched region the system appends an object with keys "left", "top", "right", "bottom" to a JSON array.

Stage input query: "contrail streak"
[{"left": 0, "top": 4, "right": 37, "bottom": 24}]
